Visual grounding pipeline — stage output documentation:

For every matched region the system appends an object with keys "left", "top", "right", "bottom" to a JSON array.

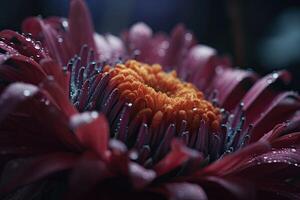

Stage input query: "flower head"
[{"left": 0, "top": 0, "right": 300, "bottom": 199}]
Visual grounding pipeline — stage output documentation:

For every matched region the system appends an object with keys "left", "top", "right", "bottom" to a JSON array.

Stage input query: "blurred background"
[{"left": 1, "top": 0, "right": 300, "bottom": 90}]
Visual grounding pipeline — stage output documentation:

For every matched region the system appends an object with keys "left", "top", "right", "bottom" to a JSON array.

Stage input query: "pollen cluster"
[{"left": 105, "top": 60, "right": 220, "bottom": 130}]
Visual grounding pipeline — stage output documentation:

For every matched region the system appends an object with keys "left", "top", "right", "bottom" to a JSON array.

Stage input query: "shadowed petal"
[
  {"left": 154, "top": 139, "right": 201, "bottom": 176},
  {"left": 1, "top": 152, "right": 77, "bottom": 194},
  {"left": 70, "top": 112, "right": 109, "bottom": 158},
  {"left": 68, "top": 0, "right": 96, "bottom": 54},
  {"left": 163, "top": 182, "right": 207, "bottom": 200}
]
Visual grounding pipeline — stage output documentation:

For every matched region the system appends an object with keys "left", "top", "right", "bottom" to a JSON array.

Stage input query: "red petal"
[
  {"left": 200, "top": 176, "right": 255, "bottom": 200},
  {"left": 0, "top": 30, "right": 48, "bottom": 62},
  {"left": 39, "top": 58, "right": 70, "bottom": 95},
  {"left": 212, "top": 69, "right": 257, "bottom": 110},
  {"left": 1, "top": 152, "right": 77, "bottom": 194},
  {"left": 71, "top": 112, "right": 109, "bottom": 158},
  {"left": 163, "top": 24, "right": 195, "bottom": 70},
  {"left": 23, "top": 17, "right": 74, "bottom": 65},
  {"left": 128, "top": 162, "right": 156, "bottom": 189},
  {"left": 0, "top": 41, "right": 18, "bottom": 55},
  {"left": 200, "top": 141, "right": 270, "bottom": 176},
  {"left": 68, "top": 0, "right": 96, "bottom": 53},
  {"left": 250, "top": 92, "right": 300, "bottom": 142},
  {"left": 0, "top": 83, "right": 81, "bottom": 158},
  {"left": 127, "top": 22, "right": 153, "bottom": 61},
  {"left": 154, "top": 139, "right": 200, "bottom": 176},
  {"left": 271, "top": 132, "right": 300, "bottom": 148},
  {"left": 67, "top": 152, "right": 111, "bottom": 200},
  {"left": 242, "top": 71, "right": 291, "bottom": 126},
  {"left": 0, "top": 55, "right": 48, "bottom": 85}
]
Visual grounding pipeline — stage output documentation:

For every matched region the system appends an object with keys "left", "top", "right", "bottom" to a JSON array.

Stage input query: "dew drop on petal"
[
  {"left": 185, "top": 33, "right": 193, "bottom": 42},
  {"left": 127, "top": 103, "right": 133, "bottom": 107},
  {"left": 272, "top": 72, "right": 279, "bottom": 79},
  {"left": 34, "top": 44, "right": 41, "bottom": 50},
  {"left": 57, "top": 37, "right": 63, "bottom": 43},
  {"left": 90, "top": 111, "right": 99, "bottom": 119},
  {"left": 62, "top": 20, "right": 68, "bottom": 29},
  {"left": 23, "top": 90, "right": 31, "bottom": 96},
  {"left": 44, "top": 100, "right": 50, "bottom": 106},
  {"left": 129, "top": 151, "right": 139, "bottom": 160}
]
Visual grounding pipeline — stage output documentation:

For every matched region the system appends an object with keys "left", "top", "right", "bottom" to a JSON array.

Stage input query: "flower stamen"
[{"left": 104, "top": 60, "right": 221, "bottom": 131}]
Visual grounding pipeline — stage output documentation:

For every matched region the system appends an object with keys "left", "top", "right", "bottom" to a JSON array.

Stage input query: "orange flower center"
[{"left": 104, "top": 60, "right": 220, "bottom": 131}]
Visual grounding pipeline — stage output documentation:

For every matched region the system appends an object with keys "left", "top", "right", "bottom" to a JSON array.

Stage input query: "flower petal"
[
  {"left": 68, "top": 0, "right": 96, "bottom": 53},
  {"left": 39, "top": 58, "right": 69, "bottom": 95},
  {"left": 128, "top": 162, "right": 156, "bottom": 189},
  {"left": 0, "top": 82, "right": 81, "bottom": 159},
  {"left": 0, "top": 30, "right": 48, "bottom": 62},
  {"left": 0, "top": 55, "right": 47, "bottom": 85},
  {"left": 211, "top": 68, "right": 257, "bottom": 110},
  {"left": 1, "top": 152, "right": 77, "bottom": 194},
  {"left": 200, "top": 141, "right": 270, "bottom": 176},
  {"left": 163, "top": 182, "right": 207, "bottom": 200},
  {"left": 70, "top": 112, "right": 109, "bottom": 158},
  {"left": 250, "top": 91, "right": 300, "bottom": 142},
  {"left": 0, "top": 83, "right": 38, "bottom": 122},
  {"left": 163, "top": 24, "right": 195, "bottom": 71},
  {"left": 154, "top": 139, "right": 200, "bottom": 176},
  {"left": 67, "top": 152, "right": 111, "bottom": 200}
]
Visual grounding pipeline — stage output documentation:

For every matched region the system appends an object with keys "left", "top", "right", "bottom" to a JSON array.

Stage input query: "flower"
[{"left": 0, "top": 0, "right": 300, "bottom": 199}]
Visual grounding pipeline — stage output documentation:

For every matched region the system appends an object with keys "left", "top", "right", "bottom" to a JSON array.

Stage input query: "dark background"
[{"left": 1, "top": 0, "right": 300, "bottom": 90}]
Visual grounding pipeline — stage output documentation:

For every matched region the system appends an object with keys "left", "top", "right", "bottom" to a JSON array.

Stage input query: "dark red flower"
[{"left": 0, "top": 0, "right": 300, "bottom": 199}]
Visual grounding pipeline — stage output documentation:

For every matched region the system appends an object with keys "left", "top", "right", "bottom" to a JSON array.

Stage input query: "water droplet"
[
  {"left": 23, "top": 90, "right": 31, "bottom": 96},
  {"left": 34, "top": 44, "right": 41, "bottom": 50},
  {"left": 44, "top": 100, "right": 50, "bottom": 106},
  {"left": 266, "top": 78, "right": 273, "bottom": 84},
  {"left": 272, "top": 72, "right": 279, "bottom": 79},
  {"left": 291, "top": 148, "right": 296, "bottom": 152},
  {"left": 62, "top": 20, "right": 68, "bottom": 29},
  {"left": 185, "top": 33, "right": 192, "bottom": 42},
  {"left": 90, "top": 111, "right": 98, "bottom": 119},
  {"left": 129, "top": 151, "right": 138, "bottom": 160},
  {"left": 57, "top": 37, "right": 63, "bottom": 43},
  {"left": 25, "top": 37, "right": 31, "bottom": 42}
]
